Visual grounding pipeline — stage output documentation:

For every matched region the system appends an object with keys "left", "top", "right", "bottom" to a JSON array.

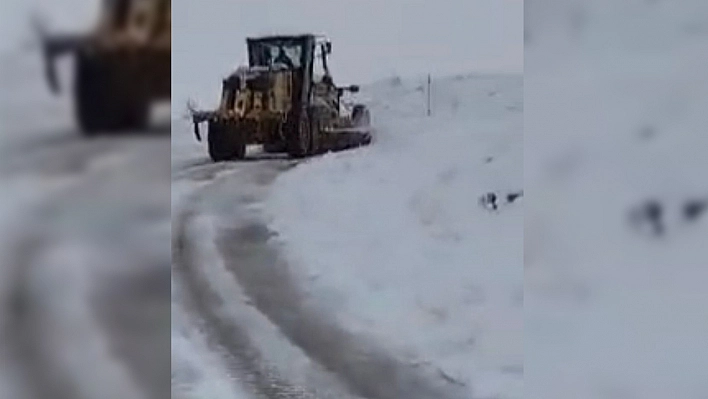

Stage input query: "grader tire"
[
  {"left": 309, "top": 108, "right": 324, "bottom": 155},
  {"left": 74, "top": 53, "right": 149, "bottom": 135},
  {"left": 75, "top": 53, "right": 111, "bottom": 134},
  {"left": 208, "top": 122, "right": 246, "bottom": 162},
  {"left": 286, "top": 109, "right": 312, "bottom": 158}
]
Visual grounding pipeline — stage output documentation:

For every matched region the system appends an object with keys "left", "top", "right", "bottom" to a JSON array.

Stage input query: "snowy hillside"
[
  {"left": 266, "top": 73, "right": 523, "bottom": 398},
  {"left": 525, "top": 1, "right": 708, "bottom": 398}
]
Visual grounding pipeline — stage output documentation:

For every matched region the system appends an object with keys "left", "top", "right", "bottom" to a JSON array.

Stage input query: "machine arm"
[{"left": 32, "top": 13, "right": 85, "bottom": 93}]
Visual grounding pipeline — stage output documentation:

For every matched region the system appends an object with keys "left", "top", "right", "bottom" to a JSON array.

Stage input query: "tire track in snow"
[
  {"left": 172, "top": 163, "right": 322, "bottom": 398},
  {"left": 2, "top": 235, "right": 83, "bottom": 399},
  {"left": 1, "top": 132, "right": 170, "bottom": 399},
  {"left": 2, "top": 51, "right": 171, "bottom": 399},
  {"left": 218, "top": 225, "right": 469, "bottom": 399},
  {"left": 173, "top": 157, "right": 469, "bottom": 399}
]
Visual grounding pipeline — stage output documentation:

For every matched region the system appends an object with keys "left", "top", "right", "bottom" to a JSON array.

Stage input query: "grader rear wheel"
[
  {"left": 74, "top": 53, "right": 149, "bottom": 135},
  {"left": 208, "top": 121, "right": 246, "bottom": 162},
  {"left": 75, "top": 53, "right": 112, "bottom": 134}
]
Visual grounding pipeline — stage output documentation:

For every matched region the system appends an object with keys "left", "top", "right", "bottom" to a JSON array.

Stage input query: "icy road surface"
[{"left": 0, "top": 52, "right": 171, "bottom": 399}]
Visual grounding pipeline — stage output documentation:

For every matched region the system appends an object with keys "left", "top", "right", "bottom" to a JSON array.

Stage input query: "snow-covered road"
[
  {"left": 0, "top": 51, "right": 171, "bottom": 399},
  {"left": 170, "top": 0, "right": 522, "bottom": 393},
  {"left": 171, "top": 113, "right": 472, "bottom": 398}
]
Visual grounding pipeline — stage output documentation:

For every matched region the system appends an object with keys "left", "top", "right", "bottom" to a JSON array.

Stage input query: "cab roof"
[{"left": 246, "top": 33, "right": 328, "bottom": 43}]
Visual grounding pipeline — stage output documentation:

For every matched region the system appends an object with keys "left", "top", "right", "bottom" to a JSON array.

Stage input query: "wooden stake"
[{"left": 427, "top": 74, "right": 432, "bottom": 116}]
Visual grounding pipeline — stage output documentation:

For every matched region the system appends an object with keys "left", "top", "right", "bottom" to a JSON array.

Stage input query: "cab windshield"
[{"left": 250, "top": 40, "right": 304, "bottom": 69}]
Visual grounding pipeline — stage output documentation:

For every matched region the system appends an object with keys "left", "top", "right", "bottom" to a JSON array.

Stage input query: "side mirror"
[
  {"left": 325, "top": 41, "right": 332, "bottom": 54},
  {"left": 348, "top": 85, "right": 360, "bottom": 93}
]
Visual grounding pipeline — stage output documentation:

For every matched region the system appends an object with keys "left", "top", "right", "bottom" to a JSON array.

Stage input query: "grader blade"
[{"left": 321, "top": 127, "right": 373, "bottom": 152}]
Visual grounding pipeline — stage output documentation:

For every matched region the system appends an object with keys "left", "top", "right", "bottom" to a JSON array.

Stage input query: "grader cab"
[
  {"left": 191, "top": 34, "right": 372, "bottom": 161},
  {"left": 37, "top": 0, "right": 171, "bottom": 134}
]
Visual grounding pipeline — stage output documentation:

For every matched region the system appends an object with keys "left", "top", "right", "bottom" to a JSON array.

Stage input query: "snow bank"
[
  {"left": 525, "top": 1, "right": 708, "bottom": 398},
  {"left": 266, "top": 73, "right": 523, "bottom": 397}
]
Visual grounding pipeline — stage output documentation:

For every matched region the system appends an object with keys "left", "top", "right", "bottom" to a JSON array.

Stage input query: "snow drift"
[
  {"left": 525, "top": 1, "right": 708, "bottom": 398},
  {"left": 266, "top": 73, "right": 523, "bottom": 398}
]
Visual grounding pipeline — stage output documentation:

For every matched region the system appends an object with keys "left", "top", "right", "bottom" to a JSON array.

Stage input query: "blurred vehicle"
[
  {"left": 37, "top": 0, "right": 171, "bottom": 134},
  {"left": 190, "top": 34, "right": 372, "bottom": 161}
]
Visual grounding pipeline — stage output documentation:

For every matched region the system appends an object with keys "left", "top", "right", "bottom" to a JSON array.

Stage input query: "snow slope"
[
  {"left": 266, "top": 73, "right": 523, "bottom": 398},
  {"left": 525, "top": 1, "right": 708, "bottom": 398}
]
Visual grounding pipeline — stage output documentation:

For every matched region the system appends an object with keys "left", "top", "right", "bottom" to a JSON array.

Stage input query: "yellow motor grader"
[
  {"left": 37, "top": 0, "right": 171, "bottom": 134},
  {"left": 190, "top": 34, "right": 372, "bottom": 161}
]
